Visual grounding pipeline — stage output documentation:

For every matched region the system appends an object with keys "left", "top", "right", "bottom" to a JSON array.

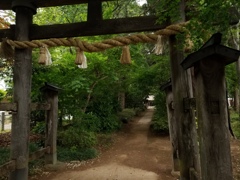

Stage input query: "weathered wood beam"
[
  {"left": 29, "top": 147, "right": 50, "bottom": 162},
  {"left": 31, "top": 103, "right": 51, "bottom": 111},
  {"left": 0, "top": 0, "right": 114, "bottom": 10},
  {"left": 0, "top": 103, "right": 51, "bottom": 111},
  {"left": 0, "top": 16, "right": 166, "bottom": 41},
  {"left": 0, "top": 161, "right": 16, "bottom": 177},
  {"left": 0, "top": 103, "right": 17, "bottom": 111}
]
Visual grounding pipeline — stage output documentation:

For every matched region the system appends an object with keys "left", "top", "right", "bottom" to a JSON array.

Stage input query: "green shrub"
[
  {"left": 80, "top": 113, "right": 101, "bottom": 132},
  {"left": 151, "top": 114, "right": 169, "bottom": 134},
  {"left": 118, "top": 108, "right": 135, "bottom": 118},
  {"left": 32, "top": 121, "right": 45, "bottom": 135},
  {"left": 134, "top": 107, "right": 143, "bottom": 116},
  {"left": 99, "top": 114, "right": 121, "bottom": 133},
  {"left": 0, "top": 89, "right": 6, "bottom": 102},
  {"left": 58, "top": 128, "right": 97, "bottom": 148},
  {"left": 0, "top": 147, "right": 10, "bottom": 166},
  {"left": 58, "top": 146, "right": 98, "bottom": 161},
  {"left": 230, "top": 110, "right": 240, "bottom": 139},
  {"left": 117, "top": 108, "right": 136, "bottom": 123},
  {"left": 232, "top": 120, "right": 240, "bottom": 139}
]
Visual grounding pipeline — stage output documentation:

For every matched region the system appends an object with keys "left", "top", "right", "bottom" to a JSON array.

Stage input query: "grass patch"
[
  {"left": 230, "top": 110, "right": 240, "bottom": 139},
  {"left": 232, "top": 120, "right": 240, "bottom": 139}
]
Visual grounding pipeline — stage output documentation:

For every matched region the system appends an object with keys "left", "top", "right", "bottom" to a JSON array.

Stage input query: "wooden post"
[
  {"left": 40, "top": 83, "right": 60, "bottom": 165},
  {"left": 161, "top": 81, "right": 180, "bottom": 173},
  {"left": 169, "top": 35, "right": 200, "bottom": 180},
  {"left": 1, "top": 112, "right": 5, "bottom": 131},
  {"left": 9, "top": 2, "right": 36, "bottom": 180},
  {"left": 169, "top": 1, "right": 200, "bottom": 179},
  {"left": 181, "top": 33, "right": 240, "bottom": 180},
  {"left": 195, "top": 57, "right": 233, "bottom": 179},
  {"left": 88, "top": 0, "right": 102, "bottom": 23}
]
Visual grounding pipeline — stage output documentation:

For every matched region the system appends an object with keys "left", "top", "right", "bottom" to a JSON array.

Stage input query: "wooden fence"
[{"left": 0, "top": 83, "right": 60, "bottom": 178}]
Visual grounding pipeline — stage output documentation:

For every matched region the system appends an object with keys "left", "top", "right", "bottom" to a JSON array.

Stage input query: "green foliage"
[
  {"left": 151, "top": 115, "right": 169, "bottom": 133},
  {"left": 103, "top": 0, "right": 143, "bottom": 18},
  {"left": 232, "top": 120, "right": 240, "bottom": 139},
  {"left": 226, "top": 63, "right": 238, "bottom": 98},
  {"left": 151, "top": 92, "right": 169, "bottom": 134},
  {"left": 99, "top": 114, "right": 122, "bottom": 133},
  {"left": 0, "top": 89, "right": 6, "bottom": 101},
  {"left": 29, "top": 143, "right": 41, "bottom": 153},
  {"left": 32, "top": 121, "right": 45, "bottom": 135},
  {"left": 58, "top": 146, "right": 98, "bottom": 162},
  {"left": 117, "top": 108, "right": 136, "bottom": 123},
  {"left": 230, "top": 110, "right": 240, "bottom": 139},
  {"left": 58, "top": 128, "right": 97, "bottom": 149},
  {"left": 79, "top": 113, "right": 101, "bottom": 132},
  {"left": 0, "top": 147, "right": 10, "bottom": 165}
]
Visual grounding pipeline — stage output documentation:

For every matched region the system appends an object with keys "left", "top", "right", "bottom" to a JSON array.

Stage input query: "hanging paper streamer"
[
  {"left": 120, "top": 45, "right": 131, "bottom": 64},
  {"left": 77, "top": 54, "right": 87, "bottom": 69},
  {"left": 154, "top": 35, "right": 164, "bottom": 55},
  {"left": 38, "top": 46, "right": 52, "bottom": 65}
]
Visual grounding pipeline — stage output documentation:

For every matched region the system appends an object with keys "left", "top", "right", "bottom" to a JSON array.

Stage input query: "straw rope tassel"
[
  {"left": 75, "top": 47, "right": 85, "bottom": 65},
  {"left": 0, "top": 39, "right": 14, "bottom": 60},
  {"left": 120, "top": 46, "right": 131, "bottom": 64}
]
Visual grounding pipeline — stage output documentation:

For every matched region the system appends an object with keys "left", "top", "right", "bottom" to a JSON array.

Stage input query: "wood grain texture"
[
  {"left": 0, "top": 16, "right": 167, "bottom": 41},
  {"left": 0, "top": 0, "right": 114, "bottom": 10}
]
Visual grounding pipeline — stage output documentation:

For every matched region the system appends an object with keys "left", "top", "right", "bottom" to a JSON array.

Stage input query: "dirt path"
[{"left": 37, "top": 108, "right": 176, "bottom": 180}]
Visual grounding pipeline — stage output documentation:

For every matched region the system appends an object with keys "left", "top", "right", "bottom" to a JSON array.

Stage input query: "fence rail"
[
  {"left": 0, "top": 103, "right": 51, "bottom": 112},
  {"left": 29, "top": 146, "right": 50, "bottom": 162},
  {"left": 0, "top": 146, "right": 51, "bottom": 177},
  {"left": 0, "top": 160, "right": 16, "bottom": 177}
]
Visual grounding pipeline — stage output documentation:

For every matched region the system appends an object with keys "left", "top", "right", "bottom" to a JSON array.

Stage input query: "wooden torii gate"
[
  {"left": 0, "top": 1, "right": 237, "bottom": 180},
  {"left": 0, "top": 1, "right": 174, "bottom": 179}
]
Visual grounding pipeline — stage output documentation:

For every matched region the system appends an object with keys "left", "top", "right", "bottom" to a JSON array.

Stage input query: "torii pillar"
[
  {"left": 10, "top": 1, "right": 36, "bottom": 180},
  {"left": 160, "top": 80, "right": 180, "bottom": 174},
  {"left": 181, "top": 33, "right": 240, "bottom": 180}
]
